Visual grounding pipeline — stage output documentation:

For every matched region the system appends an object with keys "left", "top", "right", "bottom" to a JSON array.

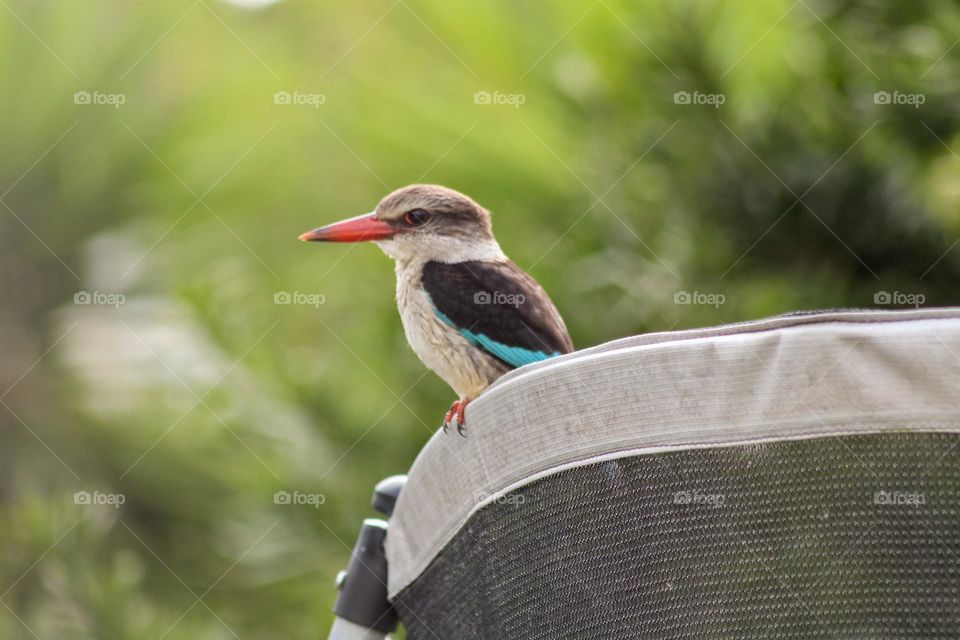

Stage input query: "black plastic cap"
[
  {"left": 372, "top": 475, "right": 407, "bottom": 517},
  {"left": 333, "top": 519, "right": 396, "bottom": 632}
]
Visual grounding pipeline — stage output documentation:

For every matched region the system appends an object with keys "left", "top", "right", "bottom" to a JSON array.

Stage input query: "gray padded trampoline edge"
[{"left": 384, "top": 308, "right": 960, "bottom": 598}]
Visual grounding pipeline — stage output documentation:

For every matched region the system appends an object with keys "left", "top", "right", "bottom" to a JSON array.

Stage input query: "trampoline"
[{"left": 330, "top": 308, "right": 960, "bottom": 639}]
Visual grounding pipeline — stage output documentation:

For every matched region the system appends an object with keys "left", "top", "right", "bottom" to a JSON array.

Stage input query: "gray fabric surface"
[
  {"left": 385, "top": 308, "right": 960, "bottom": 597},
  {"left": 396, "top": 432, "right": 960, "bottom": 639}
]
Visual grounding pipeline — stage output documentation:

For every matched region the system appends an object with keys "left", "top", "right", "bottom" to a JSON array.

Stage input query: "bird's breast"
[{"left": 394, "top": 265, "right": 505, "bottom": 399}]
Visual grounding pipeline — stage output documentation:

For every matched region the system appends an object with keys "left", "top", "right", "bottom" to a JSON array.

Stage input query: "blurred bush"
[{"left": 0, "top": 0, "right": 958, "bottom": 637}]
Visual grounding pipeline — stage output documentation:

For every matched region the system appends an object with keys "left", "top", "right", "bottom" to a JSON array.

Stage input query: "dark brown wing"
[{"left": 421, "top": 260, "right": 573, "bottom": 368}]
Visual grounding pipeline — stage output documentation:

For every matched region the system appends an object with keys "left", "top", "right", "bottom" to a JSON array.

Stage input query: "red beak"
[{"left": 298, "top": 212, "right": 399, "bottom": 243}]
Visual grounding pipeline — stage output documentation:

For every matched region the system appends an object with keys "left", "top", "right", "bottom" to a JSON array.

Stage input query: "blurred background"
[{"left": 1, "top": 0, "right": 958, "bottom": 637}]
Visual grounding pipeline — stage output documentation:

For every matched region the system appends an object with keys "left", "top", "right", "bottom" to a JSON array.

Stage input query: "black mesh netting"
[{"left": 394, "top": 431, "right": 960, "bottom": 639}]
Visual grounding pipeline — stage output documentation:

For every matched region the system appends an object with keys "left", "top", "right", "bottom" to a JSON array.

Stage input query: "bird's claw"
[
  {"left": 442, "top": 400, "right": 469, "bottom": 437},
  {"left": 442, "top": 401, "right": 458, "bottom": 434}
]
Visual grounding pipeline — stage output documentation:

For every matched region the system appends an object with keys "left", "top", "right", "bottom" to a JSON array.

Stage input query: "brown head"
[{"left": 299, "top": 184, "right": 503, "bottom": 263}]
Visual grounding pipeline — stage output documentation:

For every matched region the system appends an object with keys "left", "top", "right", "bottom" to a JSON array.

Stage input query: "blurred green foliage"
[{"left": 1, "top": 0, "right": 958, "bottom": 637}]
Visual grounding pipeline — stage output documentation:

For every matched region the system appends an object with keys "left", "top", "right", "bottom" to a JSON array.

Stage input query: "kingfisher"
[{"left": 299, "top": 184, "right": 573, "bottom": 435}]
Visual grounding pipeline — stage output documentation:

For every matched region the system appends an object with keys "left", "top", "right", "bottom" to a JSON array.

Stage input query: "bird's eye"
[{"left": 403, "top": 209, "right": 430, "bottom": 226}]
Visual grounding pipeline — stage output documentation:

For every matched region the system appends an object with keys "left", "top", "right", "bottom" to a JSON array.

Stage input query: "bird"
[{"left": 299, "top": 184, "right": 573, "bottom": 435}]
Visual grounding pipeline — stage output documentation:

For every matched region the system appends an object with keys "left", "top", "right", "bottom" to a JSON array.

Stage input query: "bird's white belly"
[{"left": 396, "top": 272, "right": 504, "bottom": 399}]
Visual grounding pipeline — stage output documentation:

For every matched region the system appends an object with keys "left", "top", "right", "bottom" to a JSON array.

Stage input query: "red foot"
[
  {"left": 442, "top": 399, "right": 470, "bottom": 436},
  {"left": 442, "top": 401, "right": 460, "bottom": 433}
]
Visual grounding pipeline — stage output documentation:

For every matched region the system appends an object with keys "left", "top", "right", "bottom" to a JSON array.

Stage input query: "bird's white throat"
[{"left": 373, "top": 235, "right": 506, "bottom": 267}]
